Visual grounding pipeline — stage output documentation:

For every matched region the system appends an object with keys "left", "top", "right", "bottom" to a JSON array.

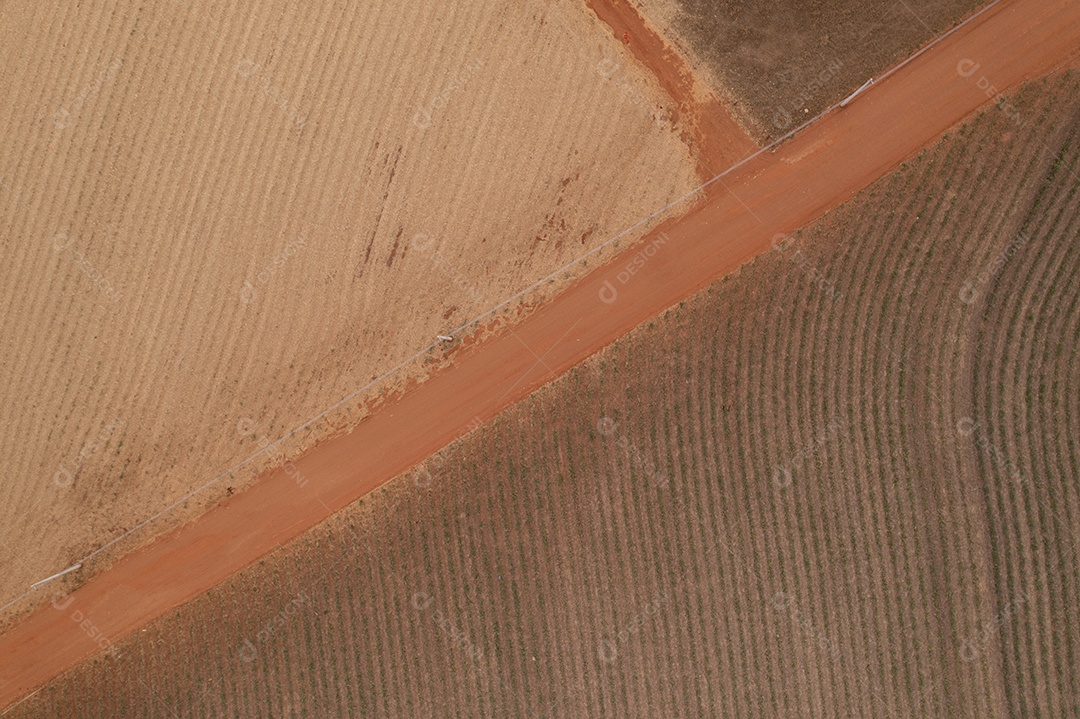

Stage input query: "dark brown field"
[
  {"left": 631, "top": 0, "right": 986, "bottom": 139},
  {"left": 8, "top": 71, "right": 1078, "bottom": 718}
]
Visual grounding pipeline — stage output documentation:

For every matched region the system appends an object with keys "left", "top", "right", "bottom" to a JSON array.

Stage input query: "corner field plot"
[{"left": 0, "top": 0, "right": 699, "bottom": 622}]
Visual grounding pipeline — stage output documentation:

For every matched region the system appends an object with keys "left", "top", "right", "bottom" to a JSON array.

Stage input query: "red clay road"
[
  {"left": 586, "top": 0, "right": 758, "bottom": 178},
  {"left": 3, "top": 0, "right": 1079, "bottom": 708}
]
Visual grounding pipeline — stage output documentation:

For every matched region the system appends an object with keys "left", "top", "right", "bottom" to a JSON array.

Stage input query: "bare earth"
[
  {"left": 2, "top": 0, "right": 1078, "bottom": 708},
  {"left": 0, "top": 0, "right": 704, "bottom": 624}
]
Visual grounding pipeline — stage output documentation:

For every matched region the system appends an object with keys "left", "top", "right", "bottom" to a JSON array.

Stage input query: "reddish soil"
[
  {"left": 586, "top": 0, "right": 757, "bottom": 178},
  {"left": 2, "top": 0, "right": 1079, "bottom": 708}
]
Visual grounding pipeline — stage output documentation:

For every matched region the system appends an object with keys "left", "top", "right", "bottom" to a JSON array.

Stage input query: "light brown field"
[{"left": 0, "top": 0, "right": 707, "bottom": 623}]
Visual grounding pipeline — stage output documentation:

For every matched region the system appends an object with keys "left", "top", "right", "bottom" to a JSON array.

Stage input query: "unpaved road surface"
[
  {"left": 2, "top": 0, "right": 1079, "bottom": 708},
  {"left": 586, "top": 0, "right": 757, "bottom": 177}
]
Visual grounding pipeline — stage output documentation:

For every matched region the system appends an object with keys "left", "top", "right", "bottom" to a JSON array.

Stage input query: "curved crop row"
[{"left": 970, "top": 92, "right": 1080, "bottom": 717}]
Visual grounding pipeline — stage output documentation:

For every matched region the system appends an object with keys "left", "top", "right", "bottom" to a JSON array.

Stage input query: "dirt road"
[
  {"left": 3, "top": 0, "right": 1079, "bottom": 708},
  {"left": 585, "top": 0, "right": 758, "bottom": 178}
]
